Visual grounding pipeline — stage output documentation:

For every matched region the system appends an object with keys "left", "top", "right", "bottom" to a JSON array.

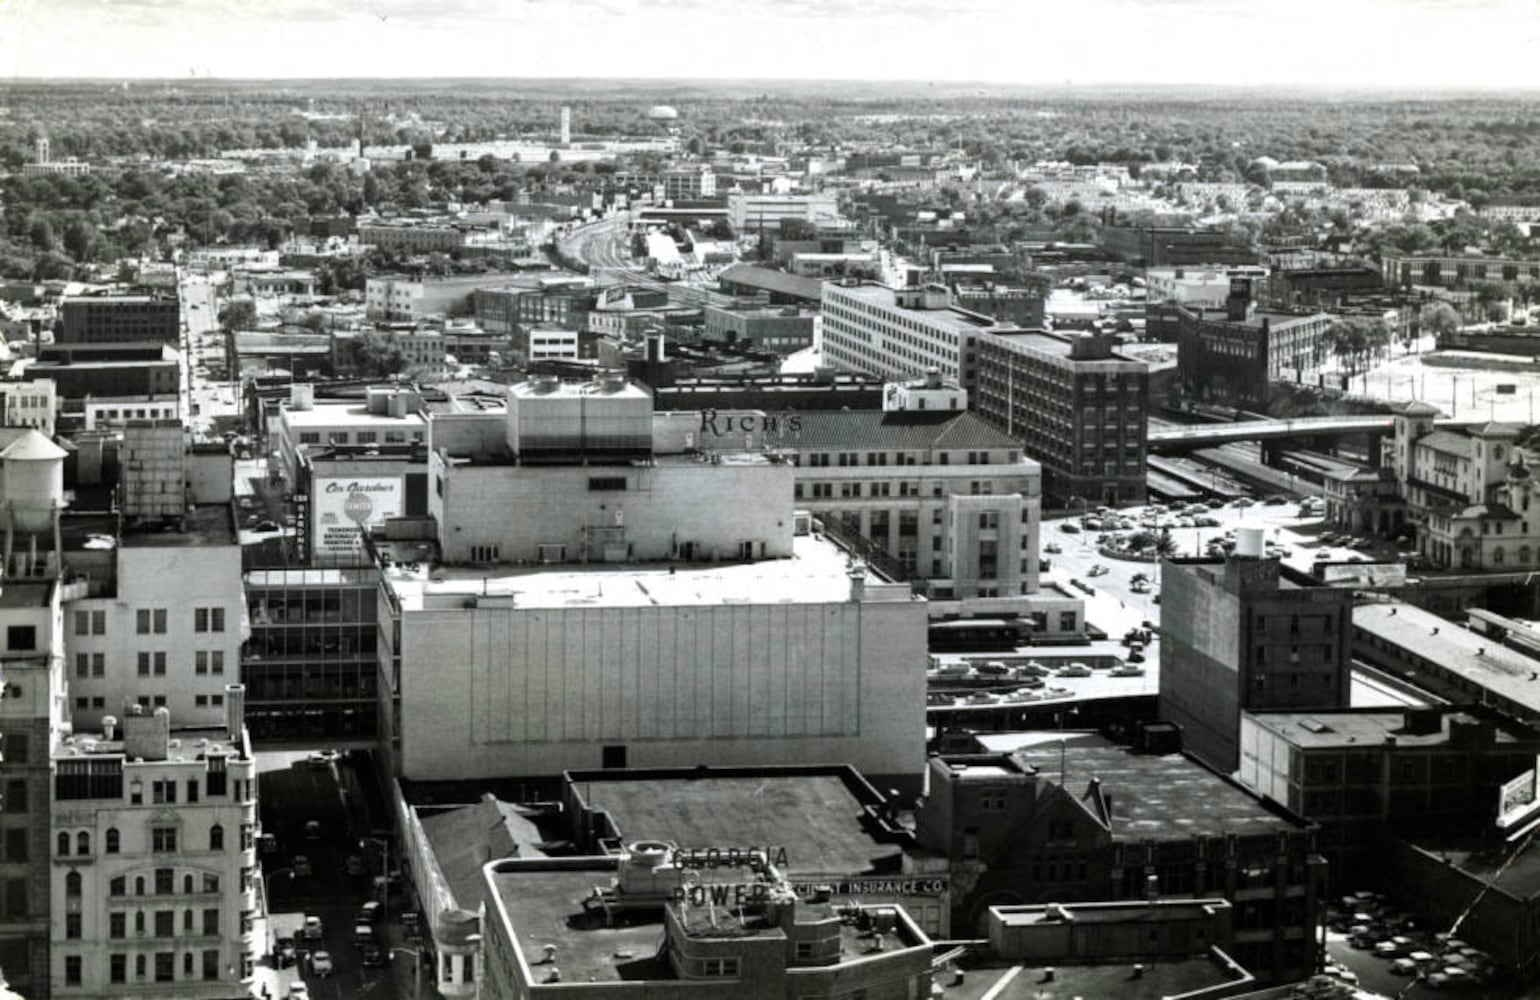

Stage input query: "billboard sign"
[
  {"left": 1497, "top": 757, "right": 1540, "bottom": 830},
  {"left": 313, "top": 477, "right": 402, "bottom": 554}
]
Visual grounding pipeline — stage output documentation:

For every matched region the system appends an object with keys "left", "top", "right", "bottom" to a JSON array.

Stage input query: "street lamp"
[{"left": 392, "top": 947, "right": 424, "bottom": 1000}]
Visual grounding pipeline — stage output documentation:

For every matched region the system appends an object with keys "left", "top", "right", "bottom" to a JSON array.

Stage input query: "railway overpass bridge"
[{"left": 1147, "top": 415, "right": 1473, "bottom": 454}]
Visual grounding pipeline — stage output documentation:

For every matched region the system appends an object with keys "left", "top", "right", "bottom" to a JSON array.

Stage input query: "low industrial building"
[{"left": 915, "top": 732, "right": 1324, "bottom": 985}]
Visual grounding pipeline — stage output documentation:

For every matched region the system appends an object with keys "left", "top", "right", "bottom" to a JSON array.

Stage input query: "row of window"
[
  {"left": 295, "top": 429, "right": 423, "bottom": 446},
  {"left": 63, "top": 950, "right": 223, "bottom": 986}
]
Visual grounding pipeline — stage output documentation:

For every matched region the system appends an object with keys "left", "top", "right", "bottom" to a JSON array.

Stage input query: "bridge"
[{"left": 1148, "top": 415, "right": 1407, "bottom": 453}]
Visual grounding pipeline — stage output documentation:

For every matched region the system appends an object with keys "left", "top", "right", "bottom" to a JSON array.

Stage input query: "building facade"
[
  {"left": 701, "top": 305, "right": 817, "bottom": 355},
  {"left": 1172, "top": 280, "right": 1334, "bottom": 409},
  {"left": 50, "top": 698, "right": 260, "bottom": 999},
  {"left": 1159, "top": 546, "right": 1353, "bottom": 774},
  {"left": 821, "top": 282, "right": 1011, "bottom": 395},
  {"left": 974, "top": 331, "right": 1149, "bottom": 507},
  {"left": 1383, "top": 253, "right": 1540, "bottom": 289},
  {"left": 58, "top": 296, "right": 180, "bottom": 346},
  {"left": 788, "top": 409, "right": 1040, "bottom": 603}
]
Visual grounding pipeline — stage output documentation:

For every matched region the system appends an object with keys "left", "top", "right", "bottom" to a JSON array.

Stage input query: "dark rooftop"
[
  {"left": 946, "top": 957, "right": 1245, "bottom": 1000},
  {"left": 790, "top": 410, "right": 1026, "bottom": 454},
  {"left": 59, "top": 505, "right": 236, "bottom": 552},
  {"left": 1004, "top": 733, "right": 1304, "bottom": 839},
  {"left": 573, "top": 770, "right": 902, "bottom": 876},
  {"left": 0, "top": 580, "right": 53, "bottom": 609},
  {"left": 418, "top": 795, "right": 548, "bottom": 910},
  {"left": 716, "top": 264, "right": 825, "bottom": 301}
]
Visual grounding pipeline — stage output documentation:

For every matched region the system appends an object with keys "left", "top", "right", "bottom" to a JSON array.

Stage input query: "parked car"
[
  {"left": 345, "top": 855, "right": 365, "bottom": 877},
  {"left": 306, "top": 749, "right": 341, "bottom": 769},
  {"left": 1044, "top": 542, "right": 1062, "bottom": 554},
  {"left": 310, "top": 951, "right": 334, "bottom": 977},
  {"left": 1087, "top": 564, "right": 1108, "bottom": 577},
  {"left": 288, "top": 982, "right": 310, "bottom": 1000},
  {"left": 292, "top": 855, "right": 312, "bottom": 878},
  {"left": 254, "top": 519, "right": 280, "bottom": 532},
  {"left": 1057, "top": 663, "right": 1092, "bottom": 678},
  {"left": 304, "top": 820, "right": 321, "bottom": 841},
  {"left": 301, "top": 915, "right": 323, "bottom": 941},
  {"left": 1059, "top": 523, "right": 1080, "bottom": 534},
  {"left": 353, "top": 922, "right": 376, "bottom": 948},
  {"left": 361, "top": 944, "right": 388, "bottom": 967}
]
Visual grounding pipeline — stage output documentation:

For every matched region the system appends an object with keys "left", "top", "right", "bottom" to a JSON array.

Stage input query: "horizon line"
[{"left": 2, "top": 75, "right": 1538, "bottom": 97}]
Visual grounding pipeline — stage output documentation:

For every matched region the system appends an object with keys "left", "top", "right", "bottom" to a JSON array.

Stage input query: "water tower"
[{"left": 0, "top": 430, "right": 67, "bottom": 577}]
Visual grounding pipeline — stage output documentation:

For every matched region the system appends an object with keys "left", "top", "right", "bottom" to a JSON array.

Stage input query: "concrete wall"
[
  {"left": 397, "top": 594, "right": 928, "bottom": 786},
  {"left": 432, "top": 457, "right": 795, "bottom": 565}
]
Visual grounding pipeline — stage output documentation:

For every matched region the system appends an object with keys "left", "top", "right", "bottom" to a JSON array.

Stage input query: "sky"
[{"left": 1, "top": 0, "right": 1537, "bottom": 89}]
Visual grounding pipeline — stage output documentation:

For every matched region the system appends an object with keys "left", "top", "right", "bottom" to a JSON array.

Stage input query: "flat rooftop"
[
  {"left": 1001, "top": 732, "right": 1302, "bottom": 838},
  {"left": 1246, "top": 708, "right": 1528, "bottom": 750},
  {"left": 61, "top": 505, "right": 236, "bottom": 550},
  {"left": 0, "top": 580, "right": 52, "bottom": 608},
  {"left": 573, "top": 770, "right": 902, "bottom": 876},
  {"left": 1355, "top": 601, "right": 1540, "bottom": 712},
  {"left": 388, "top": 533, "right": 895, "bottom": 613},
  {"left": 56, "top": 725, "right": 244, "bottom": 761},
  {"left": 281, "top": 403, "right": 426, "bottom": 428},
  {"left": 488, "top": 860, "right": 921, "bottom": 987},
  {"left": 948, "top": 958, "right": 1244, "bottom": 1000},
  {"left": 419, "top": 796, "right": 548, "bottom": 910},
  {"left": 1404, "top": 834, "right": 1540, "bottom": 901}
]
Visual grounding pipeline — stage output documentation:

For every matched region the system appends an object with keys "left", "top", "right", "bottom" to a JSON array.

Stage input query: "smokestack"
[{"left": 224, "top": 684, "right": 246, "bottom": 742}]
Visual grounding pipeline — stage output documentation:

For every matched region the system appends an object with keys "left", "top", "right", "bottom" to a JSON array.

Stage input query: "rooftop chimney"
[
  {"left": 224, "top": 684, "right": 245, "bottom": 742},
  {"left": 123, "top": 704, "right": 170, "bottom": 762}
]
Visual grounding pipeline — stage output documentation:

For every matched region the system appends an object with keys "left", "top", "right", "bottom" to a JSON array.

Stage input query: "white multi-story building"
[
  {"left": 1, "top": 378, "right": 57, "bottom": 435},
  {"left": 62, "top": 507, "right": 246, "bottom": 733},
  {"left": 726, "top": 191, "right": 840, "bottom": 232},
  {"left": 821, "top": 282, "right": 1015, "bottom": 394},
  {"left": 82, "top": 396, "right": 178, "bottom": 432},
  {"left": 380, "top": 374, "right": 930, "bottom": 789},
  {"left": 50, "top": 696, "right": 260, "bottom": 999},
  {"left": 272, "top": 385, "right": 427, "bottom": 486}
]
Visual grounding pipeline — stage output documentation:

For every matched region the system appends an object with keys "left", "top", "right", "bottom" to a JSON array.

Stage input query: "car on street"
[
  {"left": 1057, "top": 663, "right": 1092, "bottom": 678},
  {"left": 354, "top": 922, "right": 376, "bottom": 947},
  {"left": 292, "top": 855, "right": 312, "bottom": 877},
  {"left": 361, "top": 944, "right": 388, "bottom": 967},
  {"left": 306, "top": 749, "right": 341, "bottom": 769},
  {"left": 1110, "top": 664, "right": 1145, "bottom": 677},
  {"left": 358, "top": 900, "right": 382, "bottom": 923},
  {"left": 254, "top": 519, "right": 280, "bottom": 532},
  {"left": 1087, "top": 564, "right": 1108, "bottom": 577},
  {"left": 302, "top": 915, "right": 323, "bottom": 941},
  {"left": 288, "top": 982, "right": 310, "bottom": 1000},
  {"left": 1044, "top": 542, "right": 1062, "bottom": 554},
  {"left": 304, "top": 820, "right": 321, "bottom": 840},
  {"left": 1059, "top": 523, "right": 1080, "bottom": 534},
  {"left": 310, "top": 951, "right": 334, "bottom": 977}
]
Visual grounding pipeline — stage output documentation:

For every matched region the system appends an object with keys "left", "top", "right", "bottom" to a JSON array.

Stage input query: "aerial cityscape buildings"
[{"left": 6, "top": 65, "right": 1540, "bottom": 1000}]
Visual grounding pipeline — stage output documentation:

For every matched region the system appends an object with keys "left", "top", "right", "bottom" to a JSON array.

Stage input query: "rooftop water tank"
[
  {"left": 1234, "top": 526, "right": 1265, "bottom": 558},
  {"left": 1, "top": 430, "right": 66, "bottom": 533}
]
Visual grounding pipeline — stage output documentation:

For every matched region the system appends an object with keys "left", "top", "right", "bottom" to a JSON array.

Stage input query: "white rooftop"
[
  {"left": 281, "top": 402, "right": 426, "bottom": 428},
  {"left": 387, "top": 534, "right": 904, "bottom": 612}
]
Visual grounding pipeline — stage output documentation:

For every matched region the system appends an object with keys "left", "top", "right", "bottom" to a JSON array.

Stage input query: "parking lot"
[
  {"left": 1321, "top": 893, "right": 1520, "bottom": 998},
  {"left": 256, "top": 752, "right": 429, "bottom": 1000}
]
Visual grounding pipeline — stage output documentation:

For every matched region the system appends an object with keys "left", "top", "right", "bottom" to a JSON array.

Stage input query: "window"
[
  {"left": 155, "top": 868, "right": 173, "bottom": 895},
  {"left": 106, "top": 828, "right": 120, "bottom": 854},
  {"left": 138, "top": 652, "right": 150, "bottom": 676},
  {"left": 587, "top": 476, "right": 627, "bottom": 491},
  {"left": 136, "top": 954, "right": 146, "bottom": 979},
  {"left": 209, "top": 825, "right": 224, "bottom": 851},
  {"left": 92, "top": 652, "right": 104, "bottom": 676},
  {"left": 74, "top": 611, "right": 90, "bottom": 635},
  {"left": 57, "top": 832, "right": 70, "bottom": 857},
  {"left": 202, "top": 950, "right": 219, "bottom": 981},
  {"left": 66, "top": 871, "right": 81, "bottom": 897},
  {"left": 183, "top": 874, "right": 194, "bottom": 895},
  {"left": 109, "top": 876, "right": 125, "bottom": 897},
  {"left": 195, "top": 652, "right": 207, "bottom": 675},
  {"left": 183, "top": 909, "right": 193, "bottom": 932},
  {"left": 135, "top": 912, "right": 145, "bottom": 934},
  {"left": 154, "top": 652, "right": 166, "bottom": 675},
  {"left": 3, "top": 779, "right": 24, "bottom": 813},
  {"left": 203, "top": 874, "right": 219, "bottom": 893},
  {"left": 210, "top": 651, "right": 224, "bottom": 675},
  {"left": 155, "top": 911, "right": 174, "bottom": 937},
  {"left": 5, "top": 626, "right": 35, "bottom": 651},
  {"left": 3, "top": 830, "right": 25, "bottom": 864},
  {"left": 152, "top": 827, "right": 177, "bottom": 853},
  {"left": 3, "top": 879, "right": 25, "bottom": 918},
  {"left": 3, "top": 734, "right": 25, "bottom": 765},
  {"left": 77, "top": 831, "right": 89, "bottom": 855},
  {"left": 701, "top": 958, "right": 740, "bottom": 977},
  {"left": 203, "top": 908, "right": 219, "bottom": 936},
  {"left": 65, "top": 955, "right": 81, "bottom": 986},
  {"left": 111, "top": 953, "right": 126, "bottom": 984},
  {"left": 66, "top": 913, "right": 81, "bottom": 939},
  {"left": 187, "top": 780, "right": 199, "bottom": 804},
  {"left": 155, "top": 952, "right": 174, "bottom": 982},
  {"left": 194, "top": 608, "right": 225, "bottom": 633},
  {"left": 136, "top": 610, "right": 150, "bottom": 634},
  {"left": 184, "top": 952, "right": 194, "bottom": 976},
  {"left": 110, "top": 913, "right": 125, "bottom": 938},
  {"left": 135, "top": 876, "right": 145, "bottom": 896}
]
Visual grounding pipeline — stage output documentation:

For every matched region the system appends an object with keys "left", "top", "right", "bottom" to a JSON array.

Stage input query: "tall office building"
[
  {"left": 821, "top": 282, "right": 1014, "bottom": 395},
  {"left": 974, "top": 330, "right": 1149, "bottom": 507},
  {"left": 1159, "top": 534, "right": 1354, "bottom": 773},
  {"left": 58, "top": 296, "right": 181, "bottom": 346}
]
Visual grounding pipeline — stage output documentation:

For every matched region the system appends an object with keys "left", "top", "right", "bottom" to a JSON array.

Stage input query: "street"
[{"left": 255, "top": 752, "right": 431, "bottom": 1000}]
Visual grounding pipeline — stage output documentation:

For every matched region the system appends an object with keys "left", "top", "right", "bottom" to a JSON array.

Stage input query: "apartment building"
[{"left": 821, "top": 282, "right": 1012, "bottom": 394}]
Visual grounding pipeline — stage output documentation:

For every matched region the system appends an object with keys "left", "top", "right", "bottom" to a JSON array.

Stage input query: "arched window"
[
  {"left": 209, "top": 824, "right": 224, "bottom": 852},
  {"left": 183, "top": 909, "right": 193, "bottom": 932},
  {"left": 76, "top": 831, "right": 89, "bottom": 855},
  {"left": 135, "top": 912, "right": 145, "bottom": 934},
  {"left": 65, "top": 871, "right": 81, "bottom": 898},
  {"left": 57, "top": 832, "right": 70, "bottom": 857},
  {"left": 106, "top": 828, "right": 120, "bottom": 854},
  {"left": 183, "top": 874, "right": 194, "bottom": 895},
  {"left": 135, "top": 876, "right": 145, "bottom": 897}
]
